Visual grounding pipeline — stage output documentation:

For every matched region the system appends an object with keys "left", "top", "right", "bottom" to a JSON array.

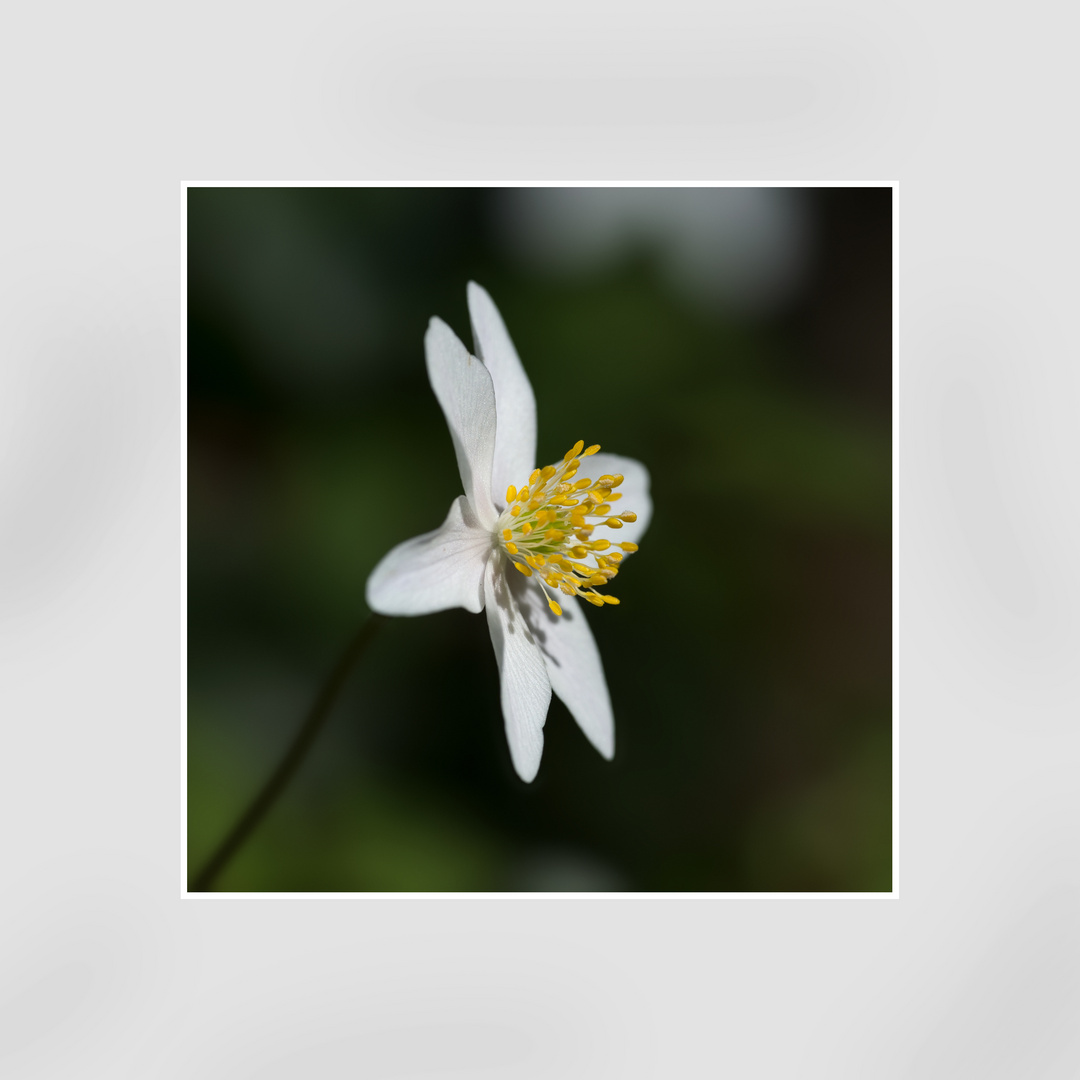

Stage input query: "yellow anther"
[
  {"left": 493, "top": 437, "right": 638, "bottom": 616},
  {"left": 602, "top": 595, "right": 620, "bottom": 605}
]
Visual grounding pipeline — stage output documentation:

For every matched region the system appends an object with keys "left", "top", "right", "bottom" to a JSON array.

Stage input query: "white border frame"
[{"left": 181, "top": 180, "right": 899, "bottom": 901}]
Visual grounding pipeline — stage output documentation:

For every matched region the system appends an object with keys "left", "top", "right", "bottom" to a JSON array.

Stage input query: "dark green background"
[{"left": 187, "top": 187, "right": 892, "bottom": 892}]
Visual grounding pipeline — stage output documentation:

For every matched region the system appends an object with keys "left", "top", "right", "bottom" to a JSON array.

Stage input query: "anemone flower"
[{"left": 366, "top": 283, "right": 651, "bottom": 781}]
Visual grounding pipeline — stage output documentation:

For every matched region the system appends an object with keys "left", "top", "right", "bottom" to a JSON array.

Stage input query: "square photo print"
[{"left": 184, "top": 184, "right": 895, "bottom": 895}]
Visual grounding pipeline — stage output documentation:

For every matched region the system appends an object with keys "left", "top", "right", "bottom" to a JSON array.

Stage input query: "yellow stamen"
[{"left": 493, "top": 437, "right": 642, "bottom": 612}]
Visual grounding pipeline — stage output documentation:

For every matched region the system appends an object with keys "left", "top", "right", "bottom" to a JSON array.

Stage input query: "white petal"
[
  {"left": 510, "top": 575, "right": 614, "bottom": 760},
  {"left": 586, "top": 452, "right": 652, "bottom": 548},
  {"left": 425, "top": 317, "right": 498, "bottom": 528},
  {"left": 467, "top": 282, "right": 538, "bottom": 502},
  {"left": 366, "top": 496, "right": 491, "bottom": 616},
  {"left": 483, "top": 555, "right": 552, "bottom": 782}
]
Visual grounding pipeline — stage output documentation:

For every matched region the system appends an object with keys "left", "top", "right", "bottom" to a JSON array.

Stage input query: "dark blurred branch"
[{"left": 191, "top": 614, "right": 389, "bottom": 892}]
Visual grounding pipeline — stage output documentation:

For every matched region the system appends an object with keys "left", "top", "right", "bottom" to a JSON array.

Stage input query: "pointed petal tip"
[{"left": 512, "top": 753, "right": 542, "bottom": 783}]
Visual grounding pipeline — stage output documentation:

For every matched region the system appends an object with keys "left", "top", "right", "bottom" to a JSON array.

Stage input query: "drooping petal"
[
  {"left": 586, "top": 452, "right": 652, "bottom": 549},
  {"left": 510, "top": 574, "right": 614, "bottom": 760},
  {"left": 366, "top": 496, "right": 491, "bottom": 616},
  {"left": 425, "top": 317, "right": 498, "bottom": 528},
  {"left": 467, "top": 282, "right": 538, "bottom": 503},
  {"left": 483, "top": 555, "right": 552, "bottom": 782}
]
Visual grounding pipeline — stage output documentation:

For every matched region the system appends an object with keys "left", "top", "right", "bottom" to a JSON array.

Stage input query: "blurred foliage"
[{"left": 187, "top": 186, "right": 893, "bottom": 892}]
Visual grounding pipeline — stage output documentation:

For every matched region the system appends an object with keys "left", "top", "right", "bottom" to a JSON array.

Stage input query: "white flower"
[{"left": 365, "top": 283, "right": 651, "bottom": 782}]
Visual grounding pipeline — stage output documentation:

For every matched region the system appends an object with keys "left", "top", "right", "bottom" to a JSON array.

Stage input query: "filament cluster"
[{"left": 495, "top": 440, "right": 639, "bottom": 616}]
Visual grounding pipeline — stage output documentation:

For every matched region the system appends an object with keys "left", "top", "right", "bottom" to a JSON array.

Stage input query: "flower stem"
[{"left": 190, "top": 614, "right": 389, "bottom": 892}]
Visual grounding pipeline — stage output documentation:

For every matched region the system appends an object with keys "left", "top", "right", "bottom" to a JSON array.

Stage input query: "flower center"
[{"left": 494, "top": 440, "right": 640, "bottom": 617}]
